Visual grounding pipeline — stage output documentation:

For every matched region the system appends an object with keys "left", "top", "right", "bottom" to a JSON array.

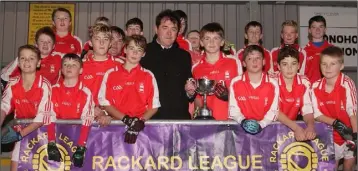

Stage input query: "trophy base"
[{"left": 194, "top": 115, "right": 215, "bottom": 120}]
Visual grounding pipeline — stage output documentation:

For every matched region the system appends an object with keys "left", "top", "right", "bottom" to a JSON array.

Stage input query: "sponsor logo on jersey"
[
  {"left": 84, "top": 75, "right": 94, "bottom": 80},
  {"left": 113, "top": 85, "right": 123, "bottom": 90},
  {"left": 139, "top": 83, "right": 144, "bottom": 93}
]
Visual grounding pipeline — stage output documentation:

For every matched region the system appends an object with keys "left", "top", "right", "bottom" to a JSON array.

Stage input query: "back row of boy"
[{"left": 0, "top": 8, "right": 356, "bottom": 170}]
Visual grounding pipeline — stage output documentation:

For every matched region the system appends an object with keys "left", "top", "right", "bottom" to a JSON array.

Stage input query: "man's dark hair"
[
  {"left": 187, "top": 30, "right": 200, "bottom": 36},
  {"left": 173, "top": 10, "right": 188, "bottom": 35},
  {"left": 309, "top": 15, "right": 326, "bottom": 28},
  {"left": 242, "top": 45, "right": 264, "bottom": 61},
  {"left": 155, "top": 9, "right": 181, "bottom": 32},
  {"left": 244, "top": 21, "right": 263, "bottom": 45},
  {"left": 125, "top": 17, "right": 144, "bottom": 31},
  {"left": 62, "top": 53, "right": 83, "bottom": 67},
  {"left": 52, "top": 7, "right": 72, "bottom": 22},
  {"left": 111, "top": 26, "right": 125, "bottom": 40},
  {"left": 200, "top": 22, "right": 225, "bottom": 39},
  {"left": 35, "top": 26, "right": 56, "bottom": 44},
  {"left": 277, "top": 46, "right": 299, "bottom": 64}
]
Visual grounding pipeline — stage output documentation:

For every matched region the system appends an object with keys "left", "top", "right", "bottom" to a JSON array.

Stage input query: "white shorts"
[
  {"left": 11, "top": 142, "right": 20, "bottom": 162},
  {"left": 335, "top": 142, "right": 354, "bottom": 160}
]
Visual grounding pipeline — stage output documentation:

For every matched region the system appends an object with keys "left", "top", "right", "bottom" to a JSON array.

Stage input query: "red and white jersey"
[
  {"left": 192, "top": 53, "right": 243, "bottom": 120},
  {"left": 304, "top": 41, "right": 332, "bottom": 83},
  {"left": 1, "top": 52, "right": 63, "bottom": 85},
  {"left": 81, "top": 54, "right": 124, "bottom": 104},
  {"left": 176, "top": 34, "right": 192, "bottom": 52},
  {"left": 54, "top": 32, "right": 82, "bottom": 55},
  {"left": 237, "top": 45, "right": 272, "bottom": 72},
  {"left": 312, "top": 73, "right": 357, "bottom": 145},
  {"left": 98, "top": 64, "right": 160, "bottom": 117},
  {"left": 83, "top": 40, "right": 92, "bottom": 52},
  {"left": 229, "top": 72, "right": 279, "bottom": 128},
  {"left": 270, "top": 44, "right": 307, "bottom": 75},
  {"left": 273, "top": 73, "right": 313, "bottom": 120},
  {"left": 51, "top": 81, "right": 94, "bottom": 126},
  {"left": 1, "top": 74, "right": 52, "bottom": 124},
  {"left": 189, "top": 50, "right": 204, "bottom": 66}
]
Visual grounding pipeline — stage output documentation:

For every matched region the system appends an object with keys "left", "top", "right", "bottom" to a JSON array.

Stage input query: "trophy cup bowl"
[
  {"left": 196, "top": 78, "right": 216, "bottom": 95},
  {"left": 194, "top": 78, "right": 216, "bottom": 120}
]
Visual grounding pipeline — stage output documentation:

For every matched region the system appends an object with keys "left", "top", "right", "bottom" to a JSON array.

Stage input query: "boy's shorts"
[{"left": 335, "top": 142, "right": 355, "bottom": 160}]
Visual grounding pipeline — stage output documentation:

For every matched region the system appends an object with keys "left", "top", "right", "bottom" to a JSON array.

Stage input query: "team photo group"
[{"left": 0, "top": 6, "right": 356, "bottom": 171}]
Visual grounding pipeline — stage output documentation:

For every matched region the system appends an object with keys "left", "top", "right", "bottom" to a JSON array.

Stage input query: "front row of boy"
[
  {"left": 1, "top": 27, "right": 357, "bottom": 171},
  {"left": 0, "top": 35, "right": 159, "bottom": 169}
]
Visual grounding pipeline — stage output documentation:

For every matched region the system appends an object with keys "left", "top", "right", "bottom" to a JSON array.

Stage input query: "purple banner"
[{"left": 18, "top": 122, "right": 335, "bottom": 171}]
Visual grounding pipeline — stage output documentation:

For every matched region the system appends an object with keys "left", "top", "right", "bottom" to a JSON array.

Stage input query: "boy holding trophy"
[{"left": 188, "top": 22, "right": 243, "bottom": 120}]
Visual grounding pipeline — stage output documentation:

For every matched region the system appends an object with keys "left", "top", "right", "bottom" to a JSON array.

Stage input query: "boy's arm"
[
  {"left": 1, "top": 83, "right": 14, "bottom": 126},
  {"left": 228, "top": 78, "right": 245, "bottom": 123},
  {"left": 143, "top": 71, "right": 160, "bottom": 120},
  {"left": 77, "top": 87, "right": 95, "bottom": 146},
  {"left": 345, "top": 77, "right": 357, "bottom": 132},
  {"left": 33, "top": 81, "right": 52, "bottom": 125},
  {"left": 259, "top": 81, "right": 279, "bottom": 129},
  {"left": 277, "top": 111, "right": 306, "bottom": 141}
]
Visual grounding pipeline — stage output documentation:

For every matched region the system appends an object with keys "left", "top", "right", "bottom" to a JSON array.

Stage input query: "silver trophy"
[{"left": 192, "top": 78, "right": 216, "bottom": 120}]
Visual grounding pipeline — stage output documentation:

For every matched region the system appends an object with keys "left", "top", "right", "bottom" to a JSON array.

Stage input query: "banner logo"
[
  {"left": 32, "top": 144, "right": 71, "bottom": 171},
  {"left": 280, "top": 142, "right": 318, "bottom": 171}
]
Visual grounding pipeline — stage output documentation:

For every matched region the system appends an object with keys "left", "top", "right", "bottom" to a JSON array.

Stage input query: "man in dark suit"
[{"left": 140, "top": 9, "right": 195, "bottom": 120}]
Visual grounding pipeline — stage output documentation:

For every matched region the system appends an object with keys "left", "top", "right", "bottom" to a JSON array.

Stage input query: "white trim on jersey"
[
  {"left": 298, "top": 48, "right": 307, "bottom": 75},
  {"left": 98, "top": 67, "right": 117, "bottom": 106},
  {"left": 259, "top": 75, "right": 279, "bottom": 128},
  {"left": 34, "top": 76, "right": 52, "bottom": 124},
  {"left": 81, "top": 86, "right": 95, "bottom": 126},
  {"left": 74, "top": 35, "right": 83, "bottom": 51},
  {"left": 143, "top": 68, "right": 161, "bottom": 109},
  {"left": 1, "top": 77, "right": 19, "bottom": 114},
  {"left": 228, "top": 75, "right": 245, "bottom": 123},
  {"left": 1, "top": 58, "right": 19, "bottom": 81}
]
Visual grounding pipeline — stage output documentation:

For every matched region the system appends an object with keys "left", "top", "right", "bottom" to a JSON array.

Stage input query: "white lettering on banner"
[
  {"left": 299, "top": 6, "right": 357, "bottom": 67},
  {"left": 299, "top": 6, "right": 357, "bottom": 28}
]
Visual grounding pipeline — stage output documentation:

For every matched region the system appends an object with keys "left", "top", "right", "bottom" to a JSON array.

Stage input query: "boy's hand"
[
  {"left": 94, "top": 106, "right": 105, "bottom": 120},
  {"left": 47, "top": 142, "right": 62, "bottom": 162},
  {"left": 241, "top": 119, "right": 262, "bottom": 135},
  {"left": 72, "top": 146, "right": 87, "bottom": 167},
  {"left": 214, "top": 82, "right": 228, "bottom": 101},
  {"left": 332, "top": 119, "right": 353, "bottom": 140},
  {"left": 97, "top": 115, "right": 112, "bottom": 127},
  {"left": 304, "top": 125, "right": 316, "bottom": 140},
  {"left": 293, "top": 126, "right": 306, "bottom": 141}
]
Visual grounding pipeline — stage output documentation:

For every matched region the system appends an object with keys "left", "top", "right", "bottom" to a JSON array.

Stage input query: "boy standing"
[
  {"left": 190, "top": 22, "right": 243, "bottom": 120},
  {"left": 1, "top": 45, "right": 52, "bottom": 170},
  {"left": 270, "top": 20, "right": 307, "bottom": 75},
  {"left": 229, "top": 45, "right": 279, "bottom": 135},
  {"left": 274, "top": 46, "right": 316, "bottom": 141},
  {"left": 81, "top": 23, "right": 123, "bottom": 125},
  {"left": 304, "top": 15, "right": 332, "bottom": 83},
  {"left": 46, "top": 54, "right": 94, "bottom": 168},
  {"left": 98, "top": 35, "right": 160, "bottom": 144},
  {"left": 52, "top": 8, "right": 82, "bottom": 54},
  {"left": 237, "top": 21, "right": 272, "bottom": 72},
  {"left": 312, "top": 46, "right": 357, "bottom": 170}
]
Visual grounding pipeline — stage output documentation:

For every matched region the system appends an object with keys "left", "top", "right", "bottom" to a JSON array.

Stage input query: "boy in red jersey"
[
  {"left": 236, "top": 21, "right": 271, "bottom": 72},
  {"left": 312, "top": 46, "right": 357, "bottom": 170},
  {"left": 173, "top": 10, "right": 192, "bottom": 52},
  {"left": 187, "top": 30, "right": 203, "bottom": 64},
  {"left": 229, "top": 45, "right": 279, "bottom": 135},
  {"left": 46, "top": 54, "right": 94, "bottom": 167},
  {"left": 81, "top": 17, "right": 111, "bottom": 59},
  {"left": 1, "top": 26, "right": 62, "bottom": 85},
  {"left": 304, "top": 15, "right": 332, "bottom": 83},
  {"left": 1, "top": 45, "right": 52, "bottom": 170},
  {"left": 274, "top": 46, "right": 316, "bottom": 141},
  {"left": 81, "top": 23, "right": 123, "bottom": 125},
  {"left": 98, "top": 35, "right": 160, "bottom": 144},
  {"left": 189, "top": 22, "right": 243, "bottom": 120},
  {"left": 52, "top": 8, "right": 82, "bottom": 54},
  {"left": 270, "top": 20, "right": 307, "bottom": 75}
]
